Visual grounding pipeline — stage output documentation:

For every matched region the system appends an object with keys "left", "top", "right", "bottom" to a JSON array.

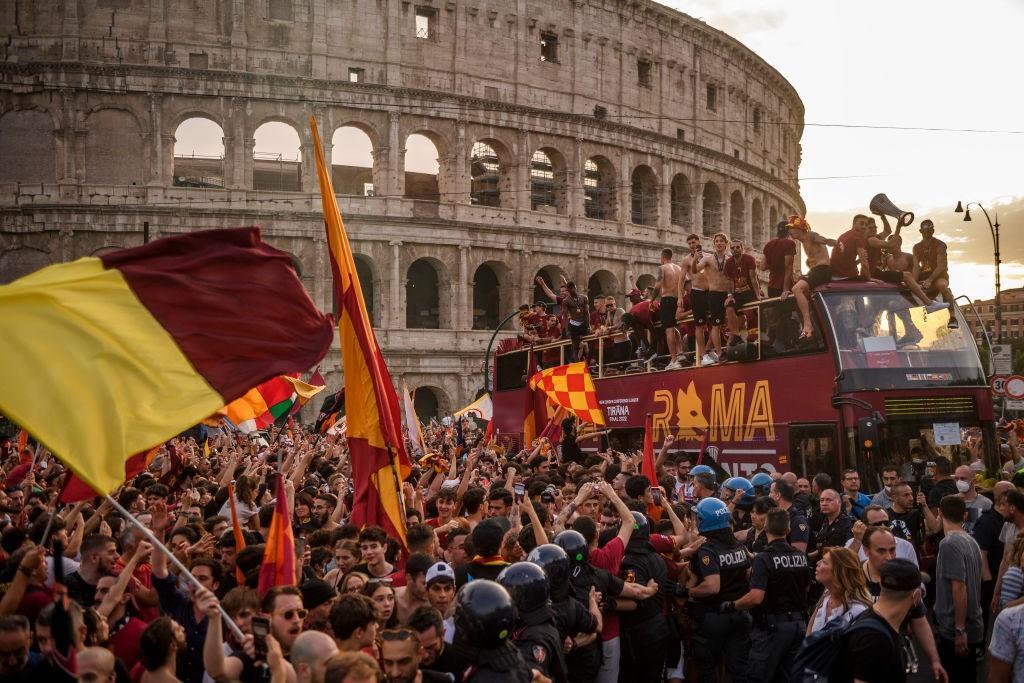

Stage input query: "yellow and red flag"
[
  {"left": 641, "top": 413, "right": 657, "bottom": 483},
  {"left": 0, "top": 228, "right": 333, "bottom": 495},
  {"left": 257, "top": 475, "right": 295, "bottom": 597},
  {"left": 227, "top": 480, "right": 248, "bottom": 584},
  {"left": 310, "top": 117, "right": 411, "bottom": 550},
  {"left": 528, "top": 362, "right": 606, "bottom": 426}
]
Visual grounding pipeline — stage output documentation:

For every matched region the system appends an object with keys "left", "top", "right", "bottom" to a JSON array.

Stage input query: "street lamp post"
[{"left": 955, "top": 200, "right": 1002, "bottom": 343}]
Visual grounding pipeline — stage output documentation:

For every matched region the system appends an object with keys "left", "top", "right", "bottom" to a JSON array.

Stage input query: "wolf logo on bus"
[{"left": 652, "top": 379, "right": 777, "bottom": 445}]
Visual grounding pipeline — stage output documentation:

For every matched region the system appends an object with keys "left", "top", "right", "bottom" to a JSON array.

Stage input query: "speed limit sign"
[
  {"left": 991, "top": 375, "right": 1009, "bottom": 396},
  {"left": 1007, "top": 375, "right": 1024, "bottom": 400}
]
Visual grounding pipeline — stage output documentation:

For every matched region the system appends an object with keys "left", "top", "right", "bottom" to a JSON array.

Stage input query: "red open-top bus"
[{"left": 491, "top": 281, "right": 996, "bottom": 486}]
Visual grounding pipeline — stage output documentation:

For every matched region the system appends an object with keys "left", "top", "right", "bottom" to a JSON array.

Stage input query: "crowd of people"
[
  {"left": 516, "top": 213, "right": 955, "bottom": 370},
  {"left": 1, "top": 415, "right": 1023, "bottom": 683}
]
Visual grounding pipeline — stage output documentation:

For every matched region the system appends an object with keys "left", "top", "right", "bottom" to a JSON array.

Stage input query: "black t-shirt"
[
  {"left": 887, "top": 506, "right": 925, "bottom": 551},
  {"left": 836, "top": 610, "right": 903, "bottom": 683},
  {"left": 64, "top": 571, "right": 97, "bottom": 608},
  {"left": 455, "top": 560, "right": 508, "bottom": 587},
  {"left": 863, "top": 567, "right": 926, "bottom": 621},
  {"left": 749, "top": 540, "right": 811, "bottom": 615},
  {"left": 972, "top": 507, "right": 1007, "bottom": 580},
  {"left": 927, "top": 478, "right": 958, "bottom": 510},
  {"left": 551, "top": 595, "right": 598, "bottom": 639},
  {"left": 813, "top": 513, "right": 853, "bottom": 550}
]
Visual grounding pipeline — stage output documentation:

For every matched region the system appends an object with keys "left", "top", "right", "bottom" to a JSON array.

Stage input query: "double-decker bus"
[{"left": 491, "top": 281, "right": 996, "bottom": 486}]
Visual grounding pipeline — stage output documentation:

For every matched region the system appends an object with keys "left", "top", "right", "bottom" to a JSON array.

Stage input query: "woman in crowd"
[{"left": 807, "top": 546, "right": 872, "bottom": 633}]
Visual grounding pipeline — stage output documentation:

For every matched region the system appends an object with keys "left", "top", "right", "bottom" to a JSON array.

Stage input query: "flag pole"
[{"left": 104, "top": 494, "right": 245, "bottom": 641}]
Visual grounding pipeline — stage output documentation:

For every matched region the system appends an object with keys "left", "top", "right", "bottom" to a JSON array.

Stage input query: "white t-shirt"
[
  {"left": 844, "top": 536, "right": 919, "bottom": 566},
  {"left": 809, "top": 591, "right": 869, "bottom": 632}
]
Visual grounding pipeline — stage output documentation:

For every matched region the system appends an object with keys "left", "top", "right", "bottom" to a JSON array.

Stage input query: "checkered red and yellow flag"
[{"left": 528, "top": 362, "right": 605, "bottom": 426}]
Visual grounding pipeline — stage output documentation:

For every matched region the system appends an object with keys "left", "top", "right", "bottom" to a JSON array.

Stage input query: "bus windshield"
[{"left": 820, "top": 290, "right": 985, "bottom": 391}]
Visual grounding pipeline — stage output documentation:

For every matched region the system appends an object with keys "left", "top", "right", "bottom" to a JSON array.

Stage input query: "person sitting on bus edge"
[
  {"left": 760, "top": 220, "right": 797, "bottom": 298},
  {"left": 786, "top": 216, "right": 836, "bottom": 340},
  {"left": 692, "top": 232, "right": 732, "bottom": 366},
  {"left": 724, "top": 238, "right": 762, "bottom": 348},
  {"left": 830, "top": 214, "right": 872, "bottom": 283},
  {"left": 876, "top": 214, "right": 950, "bottom": 313},
  {"left": 912, "top": 219, "right": 956, "bottom": 307},
  {"left": 651, "top": 248, "right": 685, "bottom": 370}
]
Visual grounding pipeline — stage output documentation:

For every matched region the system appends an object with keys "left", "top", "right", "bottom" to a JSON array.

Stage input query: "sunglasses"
[
  {"left": 278, "top": 608, "right": 308, "bottom": 621},
  {"left": 368, "top": 578, "right": 394, "bottom": 587},
  {"left": 380, "top": 628, "right": 416, "bottom": 641}
]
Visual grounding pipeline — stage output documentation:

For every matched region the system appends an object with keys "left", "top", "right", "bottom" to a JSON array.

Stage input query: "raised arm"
[
  {"left": 97, "top": 541, "right": 151, "bottom": 618},
  {"left": 535, "top": 276, "right": 558, "bottom": 301},
  {"left": 597, "top": 480, "right": 635, "bottom": 548}
]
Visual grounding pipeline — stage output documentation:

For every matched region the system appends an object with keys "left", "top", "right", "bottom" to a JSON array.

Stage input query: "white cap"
[{"left": 425, "top": 561, "right": 455, "bottom": 586}]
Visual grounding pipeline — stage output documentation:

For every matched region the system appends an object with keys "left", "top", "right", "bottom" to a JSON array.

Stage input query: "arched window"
[
  {"left": 331, "top": 126, "right": 375, "bottom": 196},
  {"left": 533, "top": 266, "right": 567, "bottom": 310},
  {"left": 413, "top": 386, "right": 442, "bottom": 422},
  {"left": 751, "top": 198, "right": 764, "bottom": 246},
  {"left": 253, "top": 121, "right": 302, "bottom": 191},
  {"left": 702, "top": 182, "right": 722, "bottom": 235},
  {"left": 472, "top": 264, "right": 500, "bottom": 330},
  {"left": 635, "top": 274, "right": 657, "bottom": 296},
  {"left": 587, "top": 270, "right": 621, "bottom": 304},
  {"left": 470, "top": 142, "right": 501, "bottom": 207},
  {"left": 173, "top": 117, "right": 225, "bottom": 188},
  {"left": 406, "top": 259, "right": 443, "bottom": 329},
  {"left": 630, "top": 165, "right": 658, "bottom": 225},
  {"left": 404, "top": 133, "right": 440, "bottom": 201},
  {"left": 583, "top": 156, "right": 616, "bottom": 220},
  {"left": 670, "top": 174, "right": 691, "bottom": 227},
  {"left": 331, "top": 255, "right": 375, "bottom": 326},
  {"left": 729, "top": 190, "right": 745, "bottom": 238}
]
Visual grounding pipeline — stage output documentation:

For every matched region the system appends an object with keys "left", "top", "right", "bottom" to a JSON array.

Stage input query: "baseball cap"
[
  {"left": 425, "top": 561, "right": 456, "bottom": 586},
  {"left": 880, "top": 559, "right": 922, "bottom": 592}
]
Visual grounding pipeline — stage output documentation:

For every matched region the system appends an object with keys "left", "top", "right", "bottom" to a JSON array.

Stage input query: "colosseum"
[{"left": 0, "top": 0, "right": 804, "bottom": 418}]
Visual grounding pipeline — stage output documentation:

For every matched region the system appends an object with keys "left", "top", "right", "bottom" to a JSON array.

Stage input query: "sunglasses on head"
[
  {"left": 279, "top": 608, "right": 308, "bottom": 621},
  {"left": 380, "top": 628, "right": 416, "bottom": 641},
  {"left": 368, "top": 577, "right": 394, "bottom": 587}
]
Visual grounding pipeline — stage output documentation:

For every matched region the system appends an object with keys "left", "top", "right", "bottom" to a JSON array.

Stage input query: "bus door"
[{"left": 788, "top": 423, "right": 839, "bottom": 483}]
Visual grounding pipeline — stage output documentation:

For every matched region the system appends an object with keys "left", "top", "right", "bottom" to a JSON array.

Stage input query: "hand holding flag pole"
[{"left": 104, "top": 494, "right": 245, "bottom": 641}]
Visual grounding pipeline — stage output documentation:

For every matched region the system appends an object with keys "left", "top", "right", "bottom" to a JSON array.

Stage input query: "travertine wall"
[{"left": 0, "top": 0, "right": 804, "bottom": 414}]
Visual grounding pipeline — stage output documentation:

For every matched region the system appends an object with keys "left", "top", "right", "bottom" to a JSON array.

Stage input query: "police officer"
[
  {"left": 686, "top": 497, "right": 752, "bottom": 682},
  {"left": 750, "top": 472, "right": 774, "bottom": 498},
  {"left": 498, "top": 562, "right": 567, "bottom": 682},
  {"left": 721, "top": 508, "right": 811, "bottom": 683},
  {"left": 688, "top": 464, "right": 717, "bottom": 504},
  {"left": 526, "top": 544, "right": 600, "bottom": 679},
  {"left": 451, "top": 579, "right": 534, "bottom": 682},
  {"left": 769, "top": 478, "right": 810, "bottom": 553},
  {"left": 618, "top": 512, "right": 673, "bottom": 683},
  {"left": 722, "top": 476, "right": 755, "bottom": 532}
]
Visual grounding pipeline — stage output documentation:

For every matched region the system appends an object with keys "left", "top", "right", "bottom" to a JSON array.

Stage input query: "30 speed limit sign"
[{"left": 992, "top": 375, "right": 1009, "bottom": 396}]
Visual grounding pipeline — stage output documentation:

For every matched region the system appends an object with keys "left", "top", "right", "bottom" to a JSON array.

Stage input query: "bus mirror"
[{"left": 858, "top": 415, "right": 880, "bottom": 451}]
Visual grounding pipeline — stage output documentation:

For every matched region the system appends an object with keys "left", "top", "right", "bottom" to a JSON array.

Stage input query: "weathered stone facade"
[{"left": 0, "top": 0, "right": 804, "bottom": 416}]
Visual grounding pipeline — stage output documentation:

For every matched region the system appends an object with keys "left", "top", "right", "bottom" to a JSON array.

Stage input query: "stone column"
[
  {"left": 310, "top": 0, "right": 328, "bottom": 78},
  {"left": 160, "top": 133, "right": 176, "bottom": 186},
  {"left": 313, "top": 234, "right": 328, "bottom": 312},
  {"left": 576, "top": 254, "right": 588, "bottom": 291},
  {"left": 56, "top": 89, "right": 76, "bottom": 184},
  {"left": 390, "top": 240, "right": 403, "bottom": 328},
  {"left": 229, "top": 0, "right": 247, "bottom": 71},
  {"left": 387, "top": 112, "right": 403, "bottom": 197},
  {"left": 569, "top": 138, "right": 584, "bottom": 227},
  {"left": 617, "top": 153, "right": 630, "bottom": 234},
  {"left": 515, "top": 130, "right": 531, "bottom": 212},
  {"left": 693, "top": 190, "right": 704, "bottom": 236},
  {"left": 745, "top": 191, "right": 754, "bottom": 246},
  {"left": 452, "top": 122, "right": 468, "bottom": 205},
  {"left": 300, "top": 135, "right": 315, "bottom": 193},
  {"left": 458, "top": 245, "right": 471, "bottom": 330},
  {"left": 61, "top": 0, "right": 79, "bottom": 61},
  {"left": 148, "top": 94, "right": 164, "bottom": 186},
  {"left": 242, "top": 137, "right": 256, "bottom": 190},
  {"left": 658, "top": 158, "right": 672, "bottom": 237}
]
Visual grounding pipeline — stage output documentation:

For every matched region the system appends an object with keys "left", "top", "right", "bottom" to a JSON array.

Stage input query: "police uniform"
[
  {"left": 731, "top": 507, "right": 752, "bottom": 533},
  {"left": 787, "top": 506, "right": 811, "bottom": 550},
  {"left": 619, "top": 538, "right": 672, "bottom": 683},
  {"left": 812, "top": 512, "right": 854, "bottom": 553},
  {"left": 568, "top": 564, "right": 624, "bottom": 683},
  {"left": 689, "top": 528, "right": 752, "bottom": 682},
  {"left": 745, "top": 539, "right": 811, "bottom": 682},
  {"left": 513, "top": 616, "right": 567, "bottom": 683}
]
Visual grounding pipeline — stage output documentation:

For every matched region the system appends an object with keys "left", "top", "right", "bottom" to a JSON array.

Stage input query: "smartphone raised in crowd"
[
  {"left": 514, "top": 483, "right": 525, "bottom": 503},
  {"left": 251, "top": 615, "right": 270, "bottom": 661}
]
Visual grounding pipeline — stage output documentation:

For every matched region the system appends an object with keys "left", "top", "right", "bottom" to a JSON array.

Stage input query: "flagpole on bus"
[{"left": 104, "top": 495, "right": 246, "bottom": 641}]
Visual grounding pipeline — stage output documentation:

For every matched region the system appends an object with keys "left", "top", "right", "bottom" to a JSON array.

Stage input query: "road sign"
[
  {"left": 1006, "top": 375, "right": 1024, "bottom": 401},
  {"left": 991, "top": 375, "right": 1009, "bottom": 396},
  {"left": 992, "top": 345, "right": 1014, "bottom": 376},
  {"left": 1006, "top": 400, "right": 1024, "bottom": 411}
]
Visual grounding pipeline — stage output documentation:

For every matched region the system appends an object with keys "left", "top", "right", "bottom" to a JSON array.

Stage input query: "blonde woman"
[
  {"left": 998, "top": 534, "right": 1024, "bottom": 610},
  {"left": 807, "top": 546, "right": 872, "bottom": 634}
]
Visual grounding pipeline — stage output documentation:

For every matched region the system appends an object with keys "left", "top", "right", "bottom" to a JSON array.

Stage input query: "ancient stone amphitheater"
[{"left": 0, "top": 0, "right": 804, "bottom": 417}]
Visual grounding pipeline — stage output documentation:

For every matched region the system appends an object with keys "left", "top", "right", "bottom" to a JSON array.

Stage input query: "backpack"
[{"left": 790, "top": 610, "right": 897, "bottom": 682}]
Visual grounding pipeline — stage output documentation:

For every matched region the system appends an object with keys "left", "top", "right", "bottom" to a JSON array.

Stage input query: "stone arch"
[
  {"left": 472, "top": 260, "right": 513, "bottom": 330},
  {"left": 412, "top": 385, "right": 449, "bottom": 422},
  {"left": 253, "top": 121, "right": 302, "bottom": 191},
  {"left": 751, "top": 197, "right": 765, "bottom": 246},
  {"left": 173, "top": 117, "right": 225, "bottom": 189},
  {"left": 531, "top": 147, "right": 568, "bottom": 214},
  {"left": 0, "top": 247, "right": 52, "bottom": 285},
  {"left": 533, "top": 264, "right": 568, "bottom": 309},
  {"left": 670, "top": 173, "right": 692, "bottom": 228},
  {"left": 769, "top": 205, "right": 779, "bottom": 235},
  {"left": 330, "top": 252, "right": 379, "bottom": 326},
  {"left": 587, "top": 269, "right": 621, "bottom": 303},
  {"left": 470, "top": 139, "right": 512, "bottom": 208},
  {"left": 702, "top": 181, "right": 723, "bottom": 235},
  {"left": 0, "top": 109, "right": 55, "bottom": 184},
  {"left": 331, "top": 124, "right": 377, "bottom": 196},
  {"left": 406, "top": 257, "right": 451, "bottom": 329},
  {"left": 630, "top": 164, "right": 659, "bottom": 226},
  {"left": 729, "top": 189, "right": 745, "bottom": 238},
  {"left": 583, "top": 155, "right": 616, "bottom": 221},
  {"left": 635, "top": 273, "right": 657, "bottom": 295},
  {"left": 404, "top": 130, "right": 445, "bottom": 201},
  {"left": 85, "top": 108, "right": 145, "bottom": 185}
]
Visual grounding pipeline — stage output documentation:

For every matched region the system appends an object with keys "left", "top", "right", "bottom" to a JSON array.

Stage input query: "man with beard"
[
  {"left": 65, "top": 534, "right": 119, "bottom": 609},
  {"left": 379, "top": 628, "right": 449, "bottom": 683},
  {"left": 406, "top": 607, "right": 460, "bottom": 678},
  {"left": 312, "top": 494, "right": 339, "bottom": 532}
]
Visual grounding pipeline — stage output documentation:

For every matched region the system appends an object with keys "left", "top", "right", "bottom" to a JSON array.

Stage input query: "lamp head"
[
  {"left": 963, "top": 209, "right": 972, "bottom": 222},
  {"left": 954, "top": 200, "right": 964, "bottom": 213}
]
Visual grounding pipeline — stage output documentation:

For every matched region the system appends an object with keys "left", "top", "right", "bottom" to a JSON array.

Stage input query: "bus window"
[
  {"left": 495, "top": 349, "right": 529, "bottom": 391},
  {"left": 789, "top": 423, "right": 838, "bottom": 483},
  {"left": 759, "top": 297, "right": 826, "bottom": 359}
]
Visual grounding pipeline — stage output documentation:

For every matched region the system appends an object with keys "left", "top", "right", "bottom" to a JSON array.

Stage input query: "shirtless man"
[
  {"left": 692, "top": 233, "right": 732, "bottom": 365},
  {"left": 787, "top": 216, "right": 836, "bottom": 339},
  {"left": 912, "top": 220, "right": 956, "bottom": 309},
  {"left": 878, "top": 214, "right": 949, "bottom": 312},
  {"left": 651, "top": 248, "right": 685, "bottom": 370}
]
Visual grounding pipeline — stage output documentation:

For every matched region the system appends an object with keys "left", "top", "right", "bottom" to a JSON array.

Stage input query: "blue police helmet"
[
  {"left": 750, "top": 472, "right": 774, "bottom": 494},
  {"left": 722, "top": 476, "right": 755, "bottom": 505},
  {"left": 695, "top": 497, "right": 732, "bottom": 533},
  {"left": 690, "top": 464, "right": 715, "bottom": 481}
]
